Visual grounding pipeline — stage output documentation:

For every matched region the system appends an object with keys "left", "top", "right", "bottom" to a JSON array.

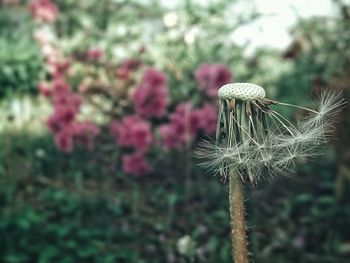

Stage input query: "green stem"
[{"left": 229, "top": 171, "right": 249, "bottom": 263}]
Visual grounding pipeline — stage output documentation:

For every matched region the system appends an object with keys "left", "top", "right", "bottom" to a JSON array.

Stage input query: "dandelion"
[{"left": 196, "top": 83, "right": 345, "bottom": 263}]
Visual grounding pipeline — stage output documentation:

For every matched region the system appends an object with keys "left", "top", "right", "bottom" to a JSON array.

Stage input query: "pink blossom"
[
  {"left": 116, "top": 67, "right": 131, "bottom": 80},
  {"left": 195, "top": 63, "right": 233, "bottom": 97},
  {"left": 54, "top": 129, "right": 73, "bottom": 153},
  {"left": 158, "top": 124, "right": 180, "bottom": 150},
  {"left": 158, "top": 102, "right": 201, "bottom": 149},
  {"left": 47, "top": 106, "right": 75, "bottom": 133},
  {"left": 196, "top": 103, "right": 218, "bottom": 135},
  {"left": 29, "top": 0, "right": 58, "bottom": 23},
  {"left": 73, "top": 121, "right": 100, "bottom": 148},
  {"left": 170, "top": 103, "right": 201, "bottom": 137},
  {"left": 51, "top": 78, "right": 70, "bottom": 95},
  {"left": 47, "top": 91, "right": 81, "bottom": 135},
  {"left": 85, "top": 48, "right": 103, "bottom": 60},
  {"left": 110, "top": 115, "right": 152, "bottom": 150},
  {"left": 133, "top": 77, "right": 168, "bottom": 118},
  {"left": 141, "top": 68, "right": 167, "bottom": 87},
  {"left": 53, "top": 93, "right": 81, "bottom": 112},
  {"left": 132, "top": 68, "right": 168, "bottom": 118},
  {"left": 38, "top": 82, "right": 52, "bottom": 97},
  {"left": 122, "top": 151, "right": 151, "bottom": 176},
  {"left": 49, "top": 61, "right": 70, "bottom": 78},
  {"left": 116, "top": 59, "right": 141, "bottom": 80}
]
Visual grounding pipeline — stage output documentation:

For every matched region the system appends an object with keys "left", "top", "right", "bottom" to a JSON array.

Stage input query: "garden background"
[{"left": 0, "top": 0, "right": 350, "bottom": 262}]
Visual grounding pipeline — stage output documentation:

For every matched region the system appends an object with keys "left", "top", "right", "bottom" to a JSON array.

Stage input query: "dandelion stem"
[{"left": 229, "top": 170, "right": 249, "bottom": 263}]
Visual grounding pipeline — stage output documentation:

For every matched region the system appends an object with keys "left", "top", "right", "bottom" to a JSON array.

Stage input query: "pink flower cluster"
[
  {"left": 195, "top": 63, "right": 233, "bottom": 97},
  {"left": 110, "top": 67, "right": 171, "bottom": 176},
  {"left": 158, "top": 102, "right": 217, "bottom": 150},
  {"left": 42, "top": 70, "right": 99, "bottom": 153},
  {"left": 29, "top": 0, "right": 58, "bottom": 23},
  {"left": 133, "top": 68, "right": 168, "bottom": 118},
  {"left": 122, "top": 152, "right": 151, "bottom": 176},
  {"left": 110, "top": 115, "right": 153, "bottom": 176},
  {"left": 110, "top": 115, "right": 152, "bottom": 151},
  {"left": 49, "top": 60, "right": 71, "bottom": 79}
]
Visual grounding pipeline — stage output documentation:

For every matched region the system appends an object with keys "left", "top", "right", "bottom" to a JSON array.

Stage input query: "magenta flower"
[
  {"left": 29, "top": 0, "right": 58, "bottom": 23},
  {"left": 195, "top": 63, "right": 233, "bottom": 97},
  {"left": 47, "top": 105, "right": 76, "bottom": 136},
  {"left": 38, "top": 82, "right": 52, "bottom": 97},
  {"left": 141, "top": 68, "right": 167, "bottom": 87},
  {"left": 158, "top": 102, "right": 201, "bottom": 149},
  {"left": 133, "top": 84, "right": 168, "bottom": 118},
  {"left": 51, "top": 78, "right": 70, "bottom": 95},
  {"left": 122, "top": 151, "right": 151, "bottom": 176},
  {"left": 170, "top": 102, "right": 201, "bottom": 137},
  {"left": 47, "top": 86, "right": 82, "bottom": 137},
  {"left": 73, "top": 121, "right": 100, "bottom": 148},
  {"left": 133, "top": 68, "right": 168, "bottom": 118},
  {"left": 158, "top": 124, "right": 180, "bottom": 150},
  {"left": 54, "top": 129, "right": 73, "bottom": 153},
  {"left": 49, "top": 61, "right": 70, "bottom": 79},
  {"left": 53, "top": 93, "right": 81, "bottom": 113},
  {"left": 117, "top": 59, "right": 142, "bottom": 80},
  {"left": 110, "top": 115, "right": 152, "bottom": 150},
  {"left": 196, "top": 103, "right": 218, "bottom": 135}
]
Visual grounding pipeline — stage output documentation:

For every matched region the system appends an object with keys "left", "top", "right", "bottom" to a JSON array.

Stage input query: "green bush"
[{"left": 0, "top": 8, "right": 44, "bottom": 98}]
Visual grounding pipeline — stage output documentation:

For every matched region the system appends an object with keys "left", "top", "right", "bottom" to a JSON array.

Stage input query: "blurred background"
[{"left": 0, "top": 0, "right": 349, "bottom": 262}]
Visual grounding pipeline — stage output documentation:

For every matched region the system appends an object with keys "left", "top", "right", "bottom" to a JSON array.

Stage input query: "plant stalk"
[{"left": 229, "top": 171, "right": 249, "bottom": 263}]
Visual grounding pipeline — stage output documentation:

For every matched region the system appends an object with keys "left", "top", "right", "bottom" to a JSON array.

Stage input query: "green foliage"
[
  {"left": 0, "top": 8, "right": 44, "bottom": 98},
  {"left": 0, "top": 132, "right": 349, "bottom": 262}
]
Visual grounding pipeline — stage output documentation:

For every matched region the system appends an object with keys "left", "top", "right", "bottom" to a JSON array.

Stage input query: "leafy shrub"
[{"left": 0, "top": 7, "right": 44, "bottom": 98}]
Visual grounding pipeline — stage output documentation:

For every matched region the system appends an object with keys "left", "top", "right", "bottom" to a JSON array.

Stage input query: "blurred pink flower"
[
  {"left": 38, "top": 82, "right": 52, "bottom": 97},
  {"left": 116, "top": 59, "right": 141, "bottom": 80},
  {"left": 133, "top": 78, "right": 168, "bottom": 118},
  {"left": 110, "top": 115, "right": 152, "bottom": 150},
  {"left": 51, "top": 78, "right": 70, "bottom": 95},
  {"left": 158, "top": 102, "right": 201, "bottom": 149},
  {"left": 47, "top": 106, "right": 75, "bottom": 134},
  {"left": 141, "top": 68, "right": 167, "bottom": 87},
  {"left": 73, "top": 121, "right": 100, "bottom": 148},
  {"left": 85, "top": 48, "right": 103, "bottom": 60},
  {"left": 195, "top": 63, "right": 233, "bottom": 97},
  {"left": 196, "top": 103, "right": 217, "bottom": 135},
  {"left": 133, "top": 68, "right": 168, "bottom": 118},
  {"left": 170, "top": 102, "right": 201, "bottom": 137},
  {"left": 47, "top": 89, "right": 82, "bottom": 136},
  {"left": 29, "top": 0, "right": 58, "bottom": 23},
  {"left": 122, "top": 151, "right": 151, "bottom": 176},
  {"left": 49, "top": 61, "right": 70, "bottom": 78},
  {"left": 53, "top": 93, "right": 81, "bottom": 113},
  {"left": 116, "top": 67, "right": 131, "bottom": 80},
  {"left": 158, "top": 124, "right": 179, "bottom": 150},
  {"left": 54, "top": 129, "right": 73, "bottom": 153}
]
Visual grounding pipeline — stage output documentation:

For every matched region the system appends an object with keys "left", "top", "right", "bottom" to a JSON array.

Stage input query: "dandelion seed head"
[
  {"left": 218, "top": 83, "right": 265, "bottom": 101},
  {"left": 196, "top": 83, "right": 345, "bottom": 185}
]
